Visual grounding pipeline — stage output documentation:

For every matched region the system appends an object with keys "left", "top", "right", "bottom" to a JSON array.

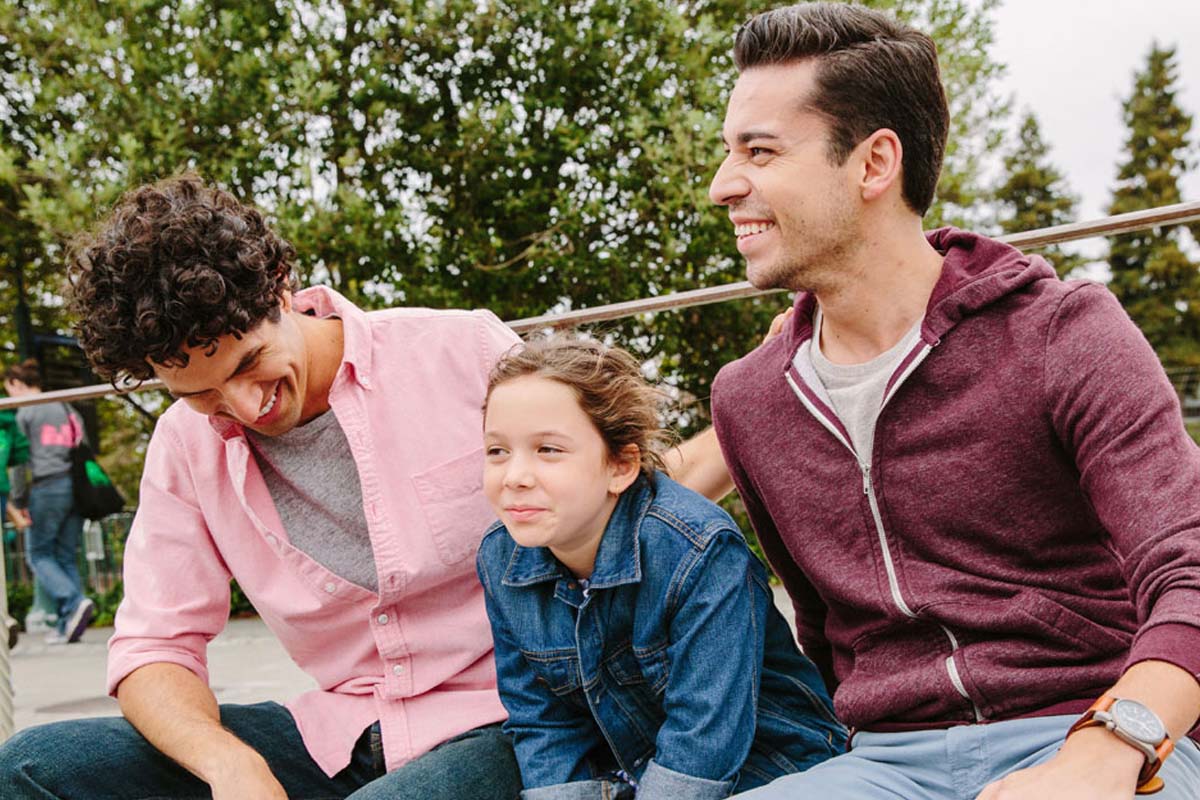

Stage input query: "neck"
[
  {"left": 814, "top": 213, "right": 942, "bottom": 365},
  {"left": 551, "top": 495, "right": 620, "bottom": 580},
  {"left": 296, "top": 312, "right": 345, "bottom": 423}
]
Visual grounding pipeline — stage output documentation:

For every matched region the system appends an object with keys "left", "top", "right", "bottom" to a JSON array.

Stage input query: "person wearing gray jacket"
[{"left": 4, "top": 359, "right": 95, "bottom": 644}]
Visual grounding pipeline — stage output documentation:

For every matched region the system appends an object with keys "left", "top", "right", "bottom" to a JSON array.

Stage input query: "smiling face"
[
  {"left": 709, "top": 61, "right": 862, "bottom": 293},
  {"left": 152, "top": 296, "right": 326, "bottom": 436},
  {"left": 483, "top": 375, "right": 639, "bottom": 578}
]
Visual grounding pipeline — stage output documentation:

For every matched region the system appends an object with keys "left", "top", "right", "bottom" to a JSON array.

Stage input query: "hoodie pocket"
[{"left": 412, "top": 448, "right": 497, "bottom": 566}]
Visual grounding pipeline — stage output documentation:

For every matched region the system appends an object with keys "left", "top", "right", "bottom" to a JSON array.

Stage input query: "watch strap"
[{"left": 1066, "top": 694, "right": 1173, "bottom": 794}]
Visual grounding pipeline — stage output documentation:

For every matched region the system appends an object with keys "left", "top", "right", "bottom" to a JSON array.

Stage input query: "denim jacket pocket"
[
  {"left": 412, "top": 448, "right": 497, "bottom": 566},
  {"left": 604, "top": 642, "right": 670, "bottom": 698},
  {"left": 523, "top": 648, "right": 583, "bottom": 696}
]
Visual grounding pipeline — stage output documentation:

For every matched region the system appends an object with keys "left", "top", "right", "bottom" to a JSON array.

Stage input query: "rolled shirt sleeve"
[{"left": 106, "top": 423, "right": 233, "bottom": 695}]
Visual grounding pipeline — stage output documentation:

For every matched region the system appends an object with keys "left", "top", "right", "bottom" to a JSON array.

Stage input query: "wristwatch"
[{"left": 1067, "top": 694, "right": 1174, "bottom": 795}]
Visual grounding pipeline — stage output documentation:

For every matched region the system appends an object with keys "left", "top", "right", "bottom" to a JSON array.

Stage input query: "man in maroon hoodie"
[{"left": 708, "top": 4, "right": 1200, "bottom": 799}]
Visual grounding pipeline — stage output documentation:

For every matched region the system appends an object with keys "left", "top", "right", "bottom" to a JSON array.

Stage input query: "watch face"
[{"left": 1112, "top": 699, "right": 1166, "bottom": 743}]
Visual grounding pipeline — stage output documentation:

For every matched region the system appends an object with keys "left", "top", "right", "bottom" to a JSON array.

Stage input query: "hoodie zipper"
[{"left": 789, "top": 338, "right": 984, "bottom": 723}]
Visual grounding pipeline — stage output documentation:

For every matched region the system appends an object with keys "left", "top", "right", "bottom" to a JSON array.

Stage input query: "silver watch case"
[{"left": 1093, "top": 698, "right": 1168, "bottom": 766}]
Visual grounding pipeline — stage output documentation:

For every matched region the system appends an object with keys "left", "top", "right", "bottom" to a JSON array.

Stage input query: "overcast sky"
[{"left": 991, "top": 0, "right": 1200, "bottom": 224}]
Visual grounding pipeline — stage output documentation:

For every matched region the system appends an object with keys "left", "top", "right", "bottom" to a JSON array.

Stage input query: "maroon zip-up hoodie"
[{"left": 712, "top": 227, "right": 1200, "bottom": 734}]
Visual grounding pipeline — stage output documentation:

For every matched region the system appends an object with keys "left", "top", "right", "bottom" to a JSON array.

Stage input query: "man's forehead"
[
  {"left": 150, "top": 332, "right": 254, "bottom": 388},
  {"left": 722, "top": 63, "right": 823, "bottom": 142}
]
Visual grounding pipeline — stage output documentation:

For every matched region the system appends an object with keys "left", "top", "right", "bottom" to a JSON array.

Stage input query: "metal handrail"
[{"left": 3, "top": 199, "right": 1199, "bottom": 411}]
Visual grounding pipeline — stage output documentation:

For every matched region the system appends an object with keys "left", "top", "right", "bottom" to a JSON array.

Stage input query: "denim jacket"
[{"left": 477, "top": 472, "right": 846, "bottom": 800}]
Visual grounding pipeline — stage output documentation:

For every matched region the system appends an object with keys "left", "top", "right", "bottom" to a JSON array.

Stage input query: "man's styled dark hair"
[
  {"left": 734, "top": 2, "right": 949, "bottom": 216},
  {"left": 68, "top": 174, "right": 298, "bottom": 383}
]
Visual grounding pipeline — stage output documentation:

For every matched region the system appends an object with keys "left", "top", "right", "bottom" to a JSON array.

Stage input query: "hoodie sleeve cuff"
[
  {"left": 636, "top": 760, "right": 734, "bottom": 800},
  {"left": 1125, "top": 621, "right": 1200, "bottom": 683}
]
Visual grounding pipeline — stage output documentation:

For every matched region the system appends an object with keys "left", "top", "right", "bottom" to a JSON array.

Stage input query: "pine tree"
[
  {"left": 995, "top": 111, "right": 1086, "bottom": 278},
  {"left": 1107, "top": 43, "right": 1200, "bottom": 365}
]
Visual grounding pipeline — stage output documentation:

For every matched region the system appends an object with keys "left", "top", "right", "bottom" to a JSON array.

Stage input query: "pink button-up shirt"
[{"left": 107, "top": 287, "right": 518, "bottom": 776}]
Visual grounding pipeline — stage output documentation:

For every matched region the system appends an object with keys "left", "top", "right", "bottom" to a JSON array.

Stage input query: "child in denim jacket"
[{"left": 476, "top": 336, "right": 845, "bottom": 799}]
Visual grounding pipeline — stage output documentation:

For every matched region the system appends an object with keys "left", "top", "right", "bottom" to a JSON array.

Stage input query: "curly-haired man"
[
  {"left": 708, "top": 4, "right": 1200, "bottom": 799},
  {"left": 0, "top": 174, "right": 524, "bottom": 799}
]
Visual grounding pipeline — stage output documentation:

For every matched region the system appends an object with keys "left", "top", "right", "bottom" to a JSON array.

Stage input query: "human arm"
[
  {"left": 977, "top": 285, "right": 1200, "bottom": 798},
  {"left": 635, "top": 531, "right": 775, "bottom": 800},
  {"left": 116, "top": 663, "right": 287, "bottom": 799},
  {"left": 663, "top": 427, "right": 734, "bottom": 502},
  {"left": 108, "top": 423, "right": 280, "bottom": 797},
  {"left": 476, "top": 543, "right": 617, "bottom": 798},
  {"left": 976, "top": 660, "right": 1199, "bottom": 799}
]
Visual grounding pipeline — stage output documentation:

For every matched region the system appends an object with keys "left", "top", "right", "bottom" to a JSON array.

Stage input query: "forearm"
[
  {"left": 1060, "top": 658, "right": 1199, "bottom": 776},
  {"left": 116, "top": 662, "right": 270, "bottom": 785},
  {"left": 664, "top": 427, "right": 733, "bottom": 501}
]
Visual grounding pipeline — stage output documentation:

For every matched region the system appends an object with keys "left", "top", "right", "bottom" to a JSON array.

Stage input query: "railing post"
[{"left": 0, "top": 530, "right": 14, "bottom": 744}]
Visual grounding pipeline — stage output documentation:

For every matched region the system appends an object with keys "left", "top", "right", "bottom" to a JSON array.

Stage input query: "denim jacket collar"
[{"left": 501, "top": 474, "right": 656, "bottom": 591}]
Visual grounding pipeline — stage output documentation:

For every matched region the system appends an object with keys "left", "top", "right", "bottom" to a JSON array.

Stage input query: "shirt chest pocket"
[{"left": 412, "top": 448, "right": 497, "bottom": 566}]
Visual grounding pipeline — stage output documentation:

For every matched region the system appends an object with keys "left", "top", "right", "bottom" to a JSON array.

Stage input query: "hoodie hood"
[{"left": 784, "top": 226, "right": 1058, "bottom": 345}]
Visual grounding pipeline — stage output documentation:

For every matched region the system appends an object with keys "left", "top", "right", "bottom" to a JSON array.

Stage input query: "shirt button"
[
  {"left": 266, "top": 534, "right": 278, "bottom": 546},
  {"left": 324, "top": 582, "right": 336, "bottom": 593},
  {"left": 377, "top": 613, "right": 389, "bottom": 625},
  {"left": 392, "top": 664, "right": 405, "bottom": 676}
]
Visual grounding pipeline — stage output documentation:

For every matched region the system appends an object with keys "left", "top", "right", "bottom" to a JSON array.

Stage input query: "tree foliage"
[
  {"left": 2, "top": 0, "right": 1010, "bottom": 503},
  {"left": 994, "top": 111, "right": 1085, "bottom": 278},
  {"left": 1107, "top": 44, "right": 1200, "bottom": 365}
]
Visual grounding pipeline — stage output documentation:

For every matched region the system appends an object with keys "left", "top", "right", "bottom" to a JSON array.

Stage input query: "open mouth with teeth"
[
  {"left": 735, "top": 221, "right": 776, "bottom": 239},
  {"left": 257, "top": 383, "right": 280, "bottom": 421}
]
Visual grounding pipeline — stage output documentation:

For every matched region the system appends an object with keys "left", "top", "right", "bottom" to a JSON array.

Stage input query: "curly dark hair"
[{"left": 67, "top": 173, "right": 298, "bottom": 382}]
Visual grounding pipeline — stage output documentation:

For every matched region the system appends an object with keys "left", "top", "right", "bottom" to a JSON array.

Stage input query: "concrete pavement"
[{"left": 11, "top": 617, "right": 315, "bottom": 733}]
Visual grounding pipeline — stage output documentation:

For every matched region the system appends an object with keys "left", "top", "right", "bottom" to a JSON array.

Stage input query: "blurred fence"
[{"left": 3, "top": 513, "right": 132, "bottom": 609}]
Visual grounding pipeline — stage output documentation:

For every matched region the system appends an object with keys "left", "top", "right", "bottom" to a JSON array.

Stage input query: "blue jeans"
[
  {"left": 26, "top": 474, "right": 85, "bottom": 633},
  {"left": 736, "top": 714, "right": 1200, "bottom": 799},
  {"left": 0, "top": 701, "right": 521, "bottom": 799}
]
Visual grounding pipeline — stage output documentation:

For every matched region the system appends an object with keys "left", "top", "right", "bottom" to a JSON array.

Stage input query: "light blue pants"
[{"left": 736, "top": 714, "right": 1200, "bottom": 799}]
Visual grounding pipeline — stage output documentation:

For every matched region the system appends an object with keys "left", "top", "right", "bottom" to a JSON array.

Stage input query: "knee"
[
  {"left": 0, "top": 725, "right": 56, "bottom": 796},
  {"left": 0, "top": 721, "right": 98, "bottom": 798}
]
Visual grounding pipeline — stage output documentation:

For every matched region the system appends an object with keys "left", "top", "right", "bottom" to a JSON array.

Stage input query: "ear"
[
  {"left": 280, "top": 290, "right": 294, "bottom": 313},
  {"left": 856, "top": 128, "right": 903, "bottom": 203},
  {"left": 608, "top": 444, "right": 642, "bottom": 495}
]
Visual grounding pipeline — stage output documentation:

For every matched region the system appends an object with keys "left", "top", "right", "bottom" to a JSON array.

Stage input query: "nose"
[
  {"left": 503, "top": 452, "right": 536, "bottom": 489},
  {"left": 219, "top": 380, "right": 268, "bottom": 425},
  {"left": 709, "top": 153, "right": 750, "bottom": 207}
]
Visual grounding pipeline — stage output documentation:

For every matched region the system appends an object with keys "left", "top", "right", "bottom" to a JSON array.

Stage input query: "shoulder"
[
  {"left": 368, "top": 307, "right": 521, "bottom": 374},
  {"left": 368, "top": 307, "right": 516, "bottom": 344},
  {"left": 641, "top": 473, "right": 744, "bottom": 554}
]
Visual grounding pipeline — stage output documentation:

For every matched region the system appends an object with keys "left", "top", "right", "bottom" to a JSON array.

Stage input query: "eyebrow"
[
  {"left": 722, "top": 130, "right": 783, "bottom": 148},
  {"left": 170, "top": 346, "right": 266, "bottom": 398}
]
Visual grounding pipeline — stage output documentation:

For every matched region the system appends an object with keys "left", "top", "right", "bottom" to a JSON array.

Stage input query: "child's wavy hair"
[{"left": 485, "top": 334, "right": 676, "bottom": 479}]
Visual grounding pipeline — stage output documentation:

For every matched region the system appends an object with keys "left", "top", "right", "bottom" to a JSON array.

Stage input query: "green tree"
[
  {"left": 995, "top": 111, "right": 1086, "bottom": 278},
  {"left": 1, "top": 0, "right": 1011, "bottom": 504},
  {"left": 1107, "top": 43, "right": 1200, "bottom": 365}
]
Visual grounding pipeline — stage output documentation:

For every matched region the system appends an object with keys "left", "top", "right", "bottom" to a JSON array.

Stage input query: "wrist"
[
  {"left": 193, "top": 731, "right": 268, "bottom": 785},
  {"left": 1060, "top": 724, "right": 1146, "bottom": 782}
]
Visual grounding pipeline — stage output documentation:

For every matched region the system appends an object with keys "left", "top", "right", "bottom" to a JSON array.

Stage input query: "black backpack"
[{"left": 67, "top": 410, "right": 125, "bottom": 521}]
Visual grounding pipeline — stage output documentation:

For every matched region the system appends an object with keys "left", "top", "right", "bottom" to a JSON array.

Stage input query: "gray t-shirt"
[
  {"left": 248, "top": 409, "right": 378, "bottom": 592},
  {"left": 809, "top": 308, "right": 924, "bottom": 462}
]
